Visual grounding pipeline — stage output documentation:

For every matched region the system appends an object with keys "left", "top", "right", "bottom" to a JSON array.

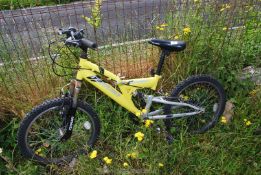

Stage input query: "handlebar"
[
  {"left": 80, "top": 39, "right": 97, "bottom": 49},
  {"left": 58, "top": 27, "right": 98, "bottom": 50}
]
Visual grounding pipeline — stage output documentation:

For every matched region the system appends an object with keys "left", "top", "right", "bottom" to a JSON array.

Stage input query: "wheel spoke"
[
  {"left": 18, "top": 98, "right": 99, "bottom": 164},
  {"left": 164, "top": 76, "right": 225, "bottom": 135}
]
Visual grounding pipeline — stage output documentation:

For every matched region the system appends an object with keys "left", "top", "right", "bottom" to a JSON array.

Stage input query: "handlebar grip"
[{"left": 80, "top": 39, "right": 98, "bottom": 50}]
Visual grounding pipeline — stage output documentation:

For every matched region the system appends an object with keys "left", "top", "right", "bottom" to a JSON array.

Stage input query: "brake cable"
[{"left": 48, "top": 39, "right": 82, "bottom": 77}]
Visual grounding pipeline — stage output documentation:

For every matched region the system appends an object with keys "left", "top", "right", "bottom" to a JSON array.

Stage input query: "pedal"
[
  {"left": 155, "top": 125, "right": 175, "bottom": 144},
  {"left": 156, "top": 126, "right": 161, "bottom": 133},
  {"left": 166, "top": 134, "right": 174, "bottom": 144}
]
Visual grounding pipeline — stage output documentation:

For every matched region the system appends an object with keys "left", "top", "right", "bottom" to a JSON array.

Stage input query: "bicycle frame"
[
  {"left": 76, "top": 58, "right": 161, "bottom": 117},
  {"left": 73, "top": 58, "right": 204, "bottom": 119}
]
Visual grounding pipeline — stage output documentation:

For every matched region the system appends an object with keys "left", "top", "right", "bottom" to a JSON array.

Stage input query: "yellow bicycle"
[{"left": 18, "top": 27, "right": 226, "bottom": 164}]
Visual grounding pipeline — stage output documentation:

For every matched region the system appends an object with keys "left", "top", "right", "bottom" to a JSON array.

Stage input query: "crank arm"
[{"left": 147, "top": 105, "right": 182, "bottom": 116}]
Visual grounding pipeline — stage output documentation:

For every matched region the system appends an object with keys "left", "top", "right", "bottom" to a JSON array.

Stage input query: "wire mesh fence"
[{"left": 0, "top": 0, "right": 260, "bottom": 111}]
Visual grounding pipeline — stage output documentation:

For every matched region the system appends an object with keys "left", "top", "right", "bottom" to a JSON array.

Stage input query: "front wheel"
[
  {"left": 164, "top": 75, "right": 226, "bottom": 135},
  {"left": 17, "top": 98, "right": 100, "bottom": 164}
]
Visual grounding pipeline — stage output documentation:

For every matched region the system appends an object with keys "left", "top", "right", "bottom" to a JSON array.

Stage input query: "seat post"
[{"left": 156, "top": 49, "right": 170, "bottom": 75}]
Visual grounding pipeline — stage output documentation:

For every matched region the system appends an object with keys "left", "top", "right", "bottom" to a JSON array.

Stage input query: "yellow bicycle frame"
[{"left": 76, "top": 58, "right": 161, "bottom": 117}]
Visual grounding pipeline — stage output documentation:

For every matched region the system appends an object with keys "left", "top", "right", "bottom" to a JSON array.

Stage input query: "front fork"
[{"left": 60, "top": 79, "right": 82, "bottom": 141}]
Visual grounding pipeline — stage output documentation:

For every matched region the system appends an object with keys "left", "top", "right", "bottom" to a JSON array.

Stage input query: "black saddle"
[{"left": 148, "top": 39, "right": 186, "bottom": 52}]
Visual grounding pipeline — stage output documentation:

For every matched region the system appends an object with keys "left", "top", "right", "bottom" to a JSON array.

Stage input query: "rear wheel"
[
  {"left": 18, "top": 98, "right": 100, "bottom": 164},
  {"left": 164, "top": 75, "right": 226, "bottom": 135}
]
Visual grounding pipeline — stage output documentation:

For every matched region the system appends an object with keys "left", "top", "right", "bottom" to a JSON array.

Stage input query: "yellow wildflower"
[
  {"left": 245, "top": 121, "right": 252, "bottom": 126},
  {"left": 131, "top": 152, "right": 137, "bottom": 158},
  {"left": 38, "top": 153, "right": 44, "bottom": 157},
  {"left": 183, "top": 27, "right": 191, "bottom": 35},
  {"left": 244, "top": 119, "right": 252, "bottom": 126},
  {"left": 226, "top": 4, "right": 231, "bottom": 9},
  {"left": 220, "top": 8, "right": 225, "bottom": 12},
  {"left": 249, "top": 89, "right": 257, "bottom": 96},
  {"left": 246, "top": 121, "right": 252, "bottom": 126},
  {"left": 103, "top": 156, "right": 112, "bottom": 165},
  {"left": 158, "top": 163, "right": 164, "bottom": 167},
  {"left": 134, "top": 131, "right": 144, "bottom": 141},
  {"left": 35, "top": 148, "right": 42, "bottom": 155},
  {"left": 156, "top": 26, "right": 164, "bottom": 30},
  {"left": 221, "top": 116, "right": 227, "bottom": 124},
  {"left": 127, "top": 152, "right": 138, "bottom": 159},
  {"left": 180, "top": 95, "right": 189, "bottom": 101},
  {"left": 194, "top": 0, "right": 200, "bottom": 3},
  {"left": 174, "top": 35, "right": 179, "bottom": 39},
  {"left": 220, "top": 4, "right": 231, "bottom": 12},
  {"left": 184, "top": 96, "right": 189, "bottom": 101},
  {"left": 161, "top": 23, "right": 168, "bottom": 27},
  {"left": 223, "top": 27, "right": 228, "bottom": 31},
  {"left": 89, "top": 150, "right": 97, "bottom": 159},
  {"left": 144, "top": 120, "right": 154, "bottom": 128},
  {"left": 123, "top": 162, "right": 129, "bottom": 167},
  {"left": 159, "top": 27, "right": 165, "bottom": 31}
]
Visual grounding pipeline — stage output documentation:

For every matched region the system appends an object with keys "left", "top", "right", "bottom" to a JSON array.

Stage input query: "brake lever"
[
  {"left": 65, "top": 38, "right": 80, "bottom": 47},
  {"left": 70, "top": 31, "right": 75, "bottom": 39},
  {"left": 79, "top": 29, "right": 84, "bottom": 34},
  {"left": 68, "top": 27, "right": 77, "bottom": 32}
]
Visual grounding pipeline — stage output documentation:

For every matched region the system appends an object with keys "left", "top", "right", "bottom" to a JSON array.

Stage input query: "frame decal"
[{"left": 87, "top": 76, "right": 103, "bottom": 82}]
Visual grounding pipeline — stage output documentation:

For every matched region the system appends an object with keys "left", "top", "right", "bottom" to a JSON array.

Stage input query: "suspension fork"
[
  {"left": 60, "top": 80, "right": 82, "bottom": 141},
  {"left": 70, "top": 79, "right": 82, "bottom": 107}
]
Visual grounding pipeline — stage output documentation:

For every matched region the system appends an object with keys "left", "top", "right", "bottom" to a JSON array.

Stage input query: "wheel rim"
[
  {"left": 25, "top": 105, "right": 95, "bottom": 163},
  {"left": 168, "top": 81, "right": 222, "bottom": 134}
]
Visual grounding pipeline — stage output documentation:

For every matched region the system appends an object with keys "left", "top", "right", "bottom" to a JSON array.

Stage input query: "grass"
[
  {"left": 0, "top": 57, "right": 64, "bottom": 121},
  {"left": 0, "top": 0, "right": 260, "bottom": 174},
  {"left": 72, "top": 91, "right": 260, "bottom": 175},
  {"left": 0, "top": 88, "right": 260, "bottom": 174},
  {"left": 0, "top": 0, "right": 79, "bottom": 10}
]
